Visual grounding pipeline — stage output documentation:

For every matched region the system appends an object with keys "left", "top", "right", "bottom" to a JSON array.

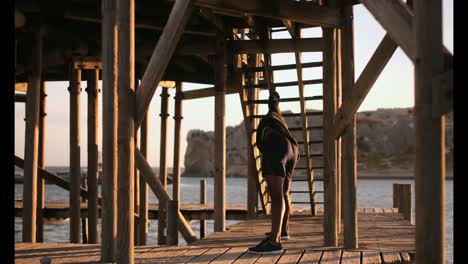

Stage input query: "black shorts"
[{"left": 260, "top": 130, "right": 299, "bottom": 179}]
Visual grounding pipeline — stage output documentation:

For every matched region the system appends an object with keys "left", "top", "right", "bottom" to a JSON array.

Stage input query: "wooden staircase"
[{"left": 237, "top": 25, "right": 325, "bottom": 216}]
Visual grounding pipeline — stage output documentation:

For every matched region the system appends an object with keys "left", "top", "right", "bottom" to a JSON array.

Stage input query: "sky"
[{"left": 14, "top": 2, "right": 453, "bottom": 167}]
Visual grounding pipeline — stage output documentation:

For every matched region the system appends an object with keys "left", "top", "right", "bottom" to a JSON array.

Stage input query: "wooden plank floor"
[{"left": 15, "top": 208, "right": 415, "bottom": 263}]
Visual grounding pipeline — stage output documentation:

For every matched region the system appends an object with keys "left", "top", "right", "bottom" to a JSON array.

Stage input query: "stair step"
[
  {"left": 288, "top": 126, "right": 323, "bottom": 131},
  {"left": 243, "top": 62, "right": 323, "bottom": 73},
  {"left": 243, "top": 79, "right": 322, "bottom": 89},
  {"left": 252, "top": 126, "right": 323, "bottom": 132},
  {"left": 291, "top": 178, "right": 309, "bottom": 182},
  {"left": 292, "top": 201, "right": 312, "bottom": 204},
  {"left": 246, "top": 96, "right": 323, "bottom": 105},
  {"left": 297, "top": 140, "right": 324, "bottom": 145},
  {"left": 299, "top": 153, "right": 324, "bottom": 158},
  {"left": 290, "top": 190, "right": 310, "bottom": 194},
  {"left": 250, "top": 111, "right": 323, "bottom": 119},
  {"left": 312, "top": 178, "right": 324, "bottom": 181},
  {"left": 314, "top": 191, "right": 325, "bottom": 194}
]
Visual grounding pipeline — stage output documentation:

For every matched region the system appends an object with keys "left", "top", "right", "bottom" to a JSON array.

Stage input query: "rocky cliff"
[{"left": 182, "top": 108, "right": 453, "bottom": 178}]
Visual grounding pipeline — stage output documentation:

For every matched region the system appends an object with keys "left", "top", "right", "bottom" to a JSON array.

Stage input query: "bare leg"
[
  {"left": 265, "top": 175, "right": 285, "bottom": 244},
  {"left": 282, "top": 177, "right": 292, "bottom": 234}
]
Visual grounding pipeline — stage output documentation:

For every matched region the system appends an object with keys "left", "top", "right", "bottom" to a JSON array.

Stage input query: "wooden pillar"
[
  {"left": 200, "top": 179, "right": 206, "bottom": 238},
  {"left": 341, "top": 3, "right": 358, "bottom": 249},
  {"left": 36, "top": 82, "right": 46, "bottom": 242},
  {"left": 214, "top": 34, "right": 226, "bottom": 232},
  {"left": 393, "top": 184, "right": 412, "bottom": 221},
  {"left": 172, "top": 81, "right": 183, "bottom": 243},
  {"left": 81, "top": 177, "right": 89, "bottom": 243},
  {"left": 322, "top": 24, "right": 338, "bottom": 246},
  {"left": 101, "top": 0, "right": 118, "bottom": 260},
  {"left": 116, "top": 0, "right": 135, "bottom": 262},
  {"left": 86, "top": 69, "right": 99, "bottom": 243},
  {"left": 138, "top": 112, "right": 149, "bottom": 245},
  {"left": 166, "top": 200, "right": 178, "bottom": 246},
  {"left": 158, "top": 87, "right": 170, "bottom": 245},
  {"left": 134, "top": 130, "right": 140, "bottom": 244},
  {"left": 336, "top": 29, "right": 343, "bottom": 234},
  {"left": 69, "top": 67, "right": 82, "bottom": 244},
  {"left": 246, "top": 53, "right": 258, "bottom": 219},
  {"left": 414, "top": 1, "right": 445, "bottom": 261},
  {"left": 134, "top": 78, "right": 141, "bottom": 245},
  {"left": 23, "top": 26, "right": 42, "bottom": 243}
]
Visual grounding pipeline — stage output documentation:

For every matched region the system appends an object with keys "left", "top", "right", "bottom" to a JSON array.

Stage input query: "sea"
[{"left": 14, "top": 167, "right": 454, "bottom": 263}]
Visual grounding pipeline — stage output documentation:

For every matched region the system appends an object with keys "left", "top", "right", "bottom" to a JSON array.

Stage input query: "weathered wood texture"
[
  {"left": 23, "top": 26, "right": 42, "bottom": 243},
  {"left": 414, "top": 0, "right": 446, "bottom": 262},
  {"left": 135, "top": 149, "right": 197, "bottom": 243},
  {"left": 214, "top": 34, "right": 227, "bottom": 232},
  {"left": 158, "top": 88, "right": 170, "bottom": 245},
  {"left": 322, "top": 25, "right": 338, "bottom": 246},
  {"left": 333, "top": 34, "right": 398, "bottom": 138},
  {"left": 69, "top": 67, "right": 81, "bottom": 244},
  {"left": 116, "top": 0, "right": 135, "bottom": 262},
  {"left": 36, "top": 82, "right": 46, "bottom": 242},
  {"left": 86, "top": 69, "right": 99, "bottom": 244},
  {"left": 135, "top": 0, "right": 194, "bottom": 128},
  {"left": 138, "top": 113, "right": 149, "bottom": 245},
  {"left": 341, "top": 4, "right": 358, "bottom": 249},
  {"left": 101, "top": 0, "right": 118, "bottom": 260}
]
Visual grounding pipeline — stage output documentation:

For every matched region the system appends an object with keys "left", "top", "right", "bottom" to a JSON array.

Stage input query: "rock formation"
[{"left": 182, "top": 108, "right": 453, "bottom": 178}]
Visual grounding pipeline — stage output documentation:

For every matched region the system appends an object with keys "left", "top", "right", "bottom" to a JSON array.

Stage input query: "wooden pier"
[
  {"left": 15, "top": 0, "right": 451, "bottom": 263},
  {"left": 15, "top": 208, "right": 414, "bottom": 263}
]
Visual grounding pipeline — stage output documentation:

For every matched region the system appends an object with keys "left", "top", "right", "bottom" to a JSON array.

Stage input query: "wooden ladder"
[{"left": 237, "top": 26, "right": 325, "bottom": 216}]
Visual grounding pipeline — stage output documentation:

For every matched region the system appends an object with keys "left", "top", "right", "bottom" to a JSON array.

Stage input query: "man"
[{"left": 248, "top": 91, "right": 299, "bottom": 254}]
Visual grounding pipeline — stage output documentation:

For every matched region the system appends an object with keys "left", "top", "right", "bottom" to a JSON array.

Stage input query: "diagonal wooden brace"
[
  {"left": 135, "top": 0, "right": 195, "bottom": 129},
  {"left": 134, "top": 148, "right": 197, "bottom": 244}
]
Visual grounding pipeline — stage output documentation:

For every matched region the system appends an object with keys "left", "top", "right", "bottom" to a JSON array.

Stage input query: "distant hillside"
[{"left": 182, "top": 108, "right": 453, "bottom": 178}]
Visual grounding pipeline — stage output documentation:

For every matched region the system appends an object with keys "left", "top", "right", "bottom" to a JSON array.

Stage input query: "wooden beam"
[
  {"left": 214, "top": 34, "right": 226, "bottom": 232},
  {"left": 341, "top": 4, "right": 358, "bottom": 249},
  {"left": 135, "top": 148, "right": 197, "bottom": 244},
  {"left": 116, "top": 0, "right": 135, "bottom": 261},
  {"left": 229, "top": 38, "right": 323, "bottom": 54},
  {"left": 181, "top": 84, "right": 239, "bottom": 100},
  {"left": 360, "top": 0, "right": 453, "bottom": 67},
  {"left": 322, "top": 25, "right": 338, "bottom": 247},
  {"left": 138, "top": 112, "right": 149, "bottom": 245},
  {"left": 69, "top": 67, "right": 81, "bottom": 244},
  {"left": 333, "top": 34, "right": 398, "bottom": 138},
  {"left": 158, "top": 88, "right": 170, "bottom": 246},
  {"left": 432, "top": 69, "right": 453, "bottom": 116},
  {"left": 172, "top": 82, "right": 183, "bottom": 210},
  {"left": 194, "top": 0, "right": 341, "bottom": 28},
  {"left": 15, "top": 93, "right": 27, "bottom": 103},
  {"left": 134, "top": 0, "right": 194, "bottom": 129},
  {"left": 101, "top": 0, "right": 118, "bottom": 260},
  {"left": 86, "top": 69, "right": 99, "bottom": 244},
  {"left": 14, "top": 155, "right": 103, "bottom": 205},
  {"left": 73, "top": 57, "right": 103, "bottom": 70},
  {"left": 63, "top": 13, "right": 216, "bottom": 37},
  {"left": 23, "top": 27, "right": 42, "bottom": 243},
  {"left": 359, "top": 0, "right": 414, "bottom": 59},
  {"left": 414, "top": 0, "right": 446, "bottom": 262},
  {"left": 36, "top": 82, "right": 46, "bottom": 242}
]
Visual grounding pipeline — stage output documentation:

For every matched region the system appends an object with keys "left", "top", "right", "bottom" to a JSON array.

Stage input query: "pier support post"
[
  {"left": 414, "top": 0, "right": 446, "bottom": 262},
  {"left": 138, "top": 112, "right": 149, "bottom": 245},
  {"left": 69, "top": 67, "right": 82, "bottom": 244},
  {"left": 101, "top": 0, "right": 118, "bottom": 260},
  {"left": 172, "top": 81, "right": 183, "bottom": 244},
  {"left": 322, "top": 12, "right": 338, "bottom": 246},
  {"left": 86, "top": 69, "right": 99, "bottom": 243},
  {"left": 23, "top": 26, "right": 43, "bottom": 243},
  {"left": 200, "top": 179, "right": 206, "bottom": 238},
  {"left": 393, "top": 184, "right": 412, "bottom": 222},
  {"left": 167, "top": 200, "right": 179, "bottom": 246},
  {"left": 37, "top": 82, "right": 46, "bottom": 242},
  {"left": 116, "top": 0, "right": 135, "bottom": 262},
  {"left": 158, "top": 87, "right": 170, "bottom": 245},
  {"left": 214, "top": 34, "right": 226, "bottom": 232},
  {"left": 341, "top": 3, "right": 358, "bottom": 249}
]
